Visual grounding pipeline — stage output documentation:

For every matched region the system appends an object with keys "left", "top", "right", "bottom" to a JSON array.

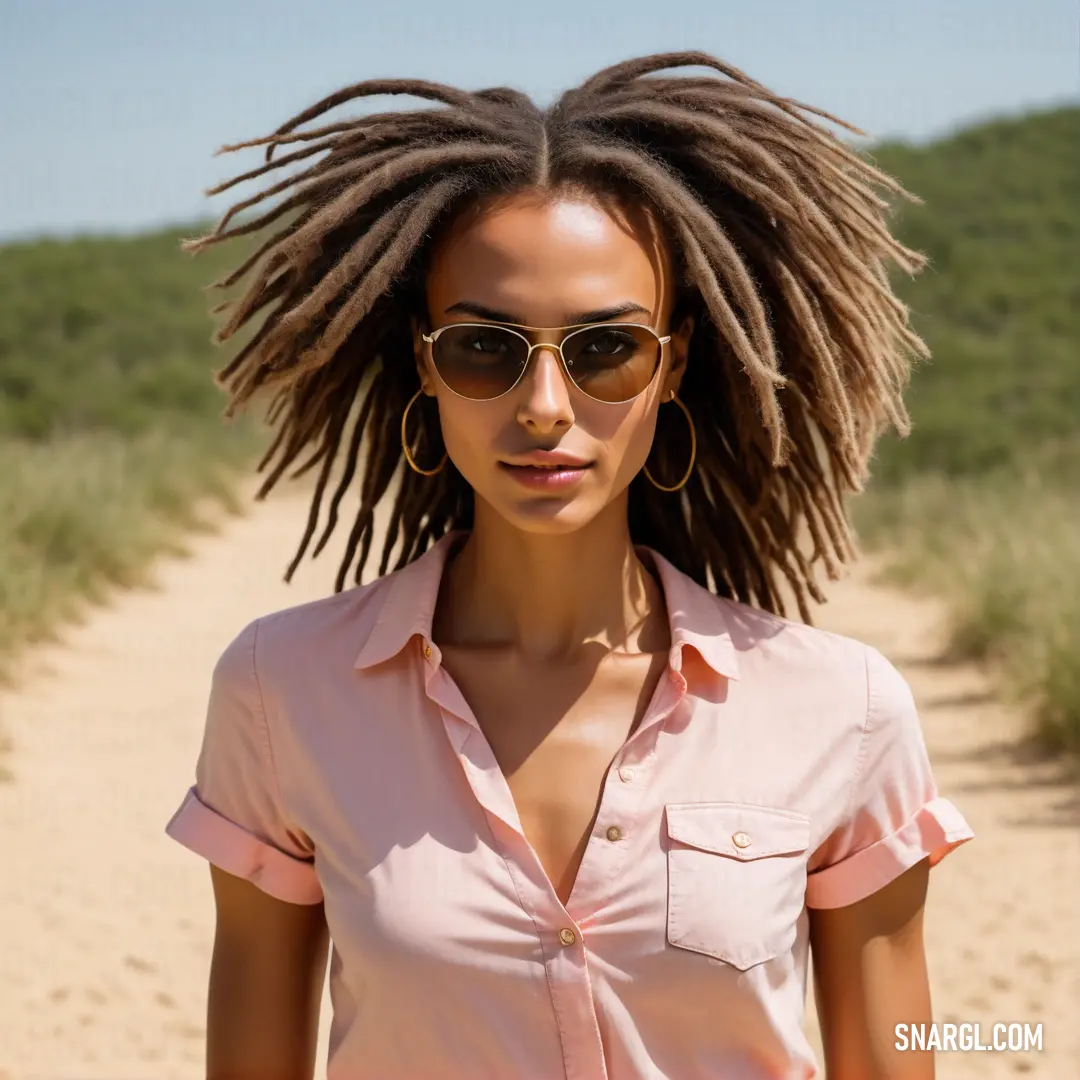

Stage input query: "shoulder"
[
  {"left": 713, "top": 597, "right": 928, "bottom": 808},
  {"left": 719, "top": 594, "right": 875, "bottom": 671},
  {"left": 222, "top": 574, "right": 394, "bottom": 680},
  {"left": 715, "top": 594, "right": 895, "bottom": 715}
]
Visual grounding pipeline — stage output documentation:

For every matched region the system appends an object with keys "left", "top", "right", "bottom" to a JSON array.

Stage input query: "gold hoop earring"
[
  {"left": 401, "top": 389, "right": 447, "bottom": 476},
  {"left": 643, "top": 392, "right": 696, "bottom": 492}
]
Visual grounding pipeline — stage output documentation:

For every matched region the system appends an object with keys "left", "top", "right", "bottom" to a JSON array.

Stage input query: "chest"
[{"left": 436, "top": 647, "right": 668, "bottom": 904}]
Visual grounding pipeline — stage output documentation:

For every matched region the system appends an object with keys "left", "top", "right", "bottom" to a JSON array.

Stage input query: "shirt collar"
[
  {"left": 354, "top": 530, "right": 739, "bottom": 681},
  {"left": 353, "top": 531, "right": 463, "bottom": 671},
  {"left": 637, "top": 545, "right": 740, "bottom": 681}
]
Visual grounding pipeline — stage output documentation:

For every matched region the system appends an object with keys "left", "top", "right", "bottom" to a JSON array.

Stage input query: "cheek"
[
  {"left": 577, "top": 397, "right": 659, "bottom": 477},
  {"left": 432, "top": 394, "right": 501, "bottom": 465}
]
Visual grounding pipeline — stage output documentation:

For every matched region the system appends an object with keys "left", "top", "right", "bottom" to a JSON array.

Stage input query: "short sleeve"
[
  {"left": 165, "top": 618, "right": 323, "bottom": 905},
  {"left": 805, "top": 645, "right": 974, "bottom": 909}
]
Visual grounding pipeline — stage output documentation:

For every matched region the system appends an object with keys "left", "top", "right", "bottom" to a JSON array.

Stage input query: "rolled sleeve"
[
  {"left": 806, "top": 645, "right": 974, "bottom": 910},
  {"left": 165, "top": 618, "right": 323, "bottom": 905}
]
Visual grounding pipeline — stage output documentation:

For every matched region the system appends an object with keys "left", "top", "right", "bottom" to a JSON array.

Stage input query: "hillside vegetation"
[
  {"left": 858, "top": 104, "right": 1080, "bottom": 750},
  {"left": 0, "top": 228, "right": 262, "bottom": 671},
  {"left": 868, "top": 106, "right": 1079, "bottom": 483},
  {"left": 0, "top": 104, "right": 1076, "bottom": 747}
]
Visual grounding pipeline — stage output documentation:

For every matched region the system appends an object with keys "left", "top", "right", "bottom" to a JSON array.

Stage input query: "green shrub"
[
  {"left": 0, "top": 428, "right": 257, "bottom": 675},
  {"left": 853, "top": 104, "right": 1080, "bottom": 753},
  {"left": 0, "top": 221, "right": 263, "bottom": 677},
  {"left": 856, "top": 477, "right": 1080, "bottom": 752}
]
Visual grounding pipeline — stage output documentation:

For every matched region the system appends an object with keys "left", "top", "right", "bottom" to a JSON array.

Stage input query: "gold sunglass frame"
[{"left": 420, "top": 321, "right": 671, "bottom": 404}]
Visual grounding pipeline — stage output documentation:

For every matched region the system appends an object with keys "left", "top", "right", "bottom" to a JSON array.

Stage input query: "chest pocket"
[{"left": 665, "top": 802, "right": 811, "bottom": 970}]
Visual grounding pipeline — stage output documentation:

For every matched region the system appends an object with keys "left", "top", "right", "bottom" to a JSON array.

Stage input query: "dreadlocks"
[{"left": 182, "top": 51, "right": 928, "bottom": 621}]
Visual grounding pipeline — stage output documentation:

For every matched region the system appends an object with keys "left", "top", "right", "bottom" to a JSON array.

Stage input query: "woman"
[{"left": 166, "top": 51, "right": 974, "bottom": 1080}]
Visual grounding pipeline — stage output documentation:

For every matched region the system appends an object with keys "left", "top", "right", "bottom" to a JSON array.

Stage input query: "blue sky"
[{"left": 1, "top": 0, "right": 1076, "bottom": 242}]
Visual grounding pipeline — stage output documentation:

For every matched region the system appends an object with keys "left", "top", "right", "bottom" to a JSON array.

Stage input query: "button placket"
[
  {"left": 567, "top": 672, "right": 688, "bottom": 922},
  {"left": 422, "top": 635, "right": 607, "bottom": 1077},
  {"left": 544, "top": 920, "right": 608, "bottom": 1080}
]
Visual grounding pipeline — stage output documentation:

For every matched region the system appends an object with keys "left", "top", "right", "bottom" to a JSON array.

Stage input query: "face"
[{"left": 412, "top": 188, "right": 693, "bottom": 536}]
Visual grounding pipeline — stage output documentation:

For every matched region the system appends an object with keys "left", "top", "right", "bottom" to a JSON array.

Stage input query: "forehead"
[{"left": 424, "top": 189, "right": 673, "bottom": 324}]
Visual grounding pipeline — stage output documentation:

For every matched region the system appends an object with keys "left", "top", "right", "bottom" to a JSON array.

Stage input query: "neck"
[{"left": 434, "top": 496, "right": 669, "bottom": 662}]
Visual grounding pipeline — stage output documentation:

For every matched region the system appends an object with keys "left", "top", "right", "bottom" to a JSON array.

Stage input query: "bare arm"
[
  {"left": 810, "top": 857, "right": 934, "bottom": 1080},
  {"left": 207, "top": 863, "right": 331, "bottom": 1080}
]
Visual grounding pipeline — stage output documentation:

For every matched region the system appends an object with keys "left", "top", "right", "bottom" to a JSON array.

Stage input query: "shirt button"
[
  {"left": 559, "top": 928, "right": 577, "bottom": 946},
  {"left": 732, "top": 831, "right": 752, "bottom": 849},
  {"left": 618, "top": 767, "right": 635, "bottom": 783},
  {"left": 605, "top": 825, "right": 622, "bottom": 842},
  {"left": 422, "top": 644, "right": 432, "bottom": 659}
]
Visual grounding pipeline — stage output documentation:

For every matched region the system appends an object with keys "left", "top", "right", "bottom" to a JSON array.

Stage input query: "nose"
[{"left": 515, "top": 343, "right": 574, "bottom": 433}]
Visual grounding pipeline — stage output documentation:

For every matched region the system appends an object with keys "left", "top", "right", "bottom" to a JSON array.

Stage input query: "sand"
[{"left": 0, "top": 483, "right": 1076, "bottom": 1079}]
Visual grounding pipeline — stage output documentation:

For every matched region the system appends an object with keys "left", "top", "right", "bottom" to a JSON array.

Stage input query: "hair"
[{"left": 183, "top": 50, "right": 928, "bottom": 622}]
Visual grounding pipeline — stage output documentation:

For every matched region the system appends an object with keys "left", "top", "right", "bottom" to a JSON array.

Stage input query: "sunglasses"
[{"left": 421, "top": 321, "right": 670, "bottom": 404}]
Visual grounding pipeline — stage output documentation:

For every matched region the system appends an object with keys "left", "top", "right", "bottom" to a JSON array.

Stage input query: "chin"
[{"left": 492, "top": 494, "right": 608, "bottom": 536}]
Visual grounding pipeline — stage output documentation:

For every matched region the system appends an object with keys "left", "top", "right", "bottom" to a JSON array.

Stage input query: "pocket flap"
[{"left": 665, "top": 802, "right": 810, "bottom": 860}]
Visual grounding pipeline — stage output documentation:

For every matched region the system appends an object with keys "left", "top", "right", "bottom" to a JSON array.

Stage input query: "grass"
[
  {"left": 854, "top": 476, "right": 1080, "bottom": 752},
  {"left": 853, "top": 103, "right": 1080, "bottom": 752},
  {"left": 0, "top": 223, "right": 263, "bottom": 681},
  {"left": 0, "top": 429, "right": 257, "bottom": 673}
]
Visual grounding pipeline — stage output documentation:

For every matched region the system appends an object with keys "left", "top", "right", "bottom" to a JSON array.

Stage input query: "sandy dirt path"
[{"left": 0, "top": 484, "right": 1076, "bottom": 1079}]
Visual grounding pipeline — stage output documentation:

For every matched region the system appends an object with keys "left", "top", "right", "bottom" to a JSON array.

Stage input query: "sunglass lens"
[
  {"left": 561, "top": 324, "right": 662, "bottom": 403},
  {"left": 430, "top": 325, "right": 528, "bottom": 400}
]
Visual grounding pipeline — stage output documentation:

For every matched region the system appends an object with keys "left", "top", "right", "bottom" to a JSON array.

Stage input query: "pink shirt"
[{"left": 166, "top": 531, "right": 973, "bottom": 1080}]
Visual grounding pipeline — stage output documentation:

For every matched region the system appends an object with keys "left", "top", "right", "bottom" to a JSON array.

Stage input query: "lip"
[
  {"left": 501, "top": 449, "right": 593, "bottom": 468},
  {"left": 498, "top": 462, "right": 592, "bottom": 491},
  {"left": 498, "top": 450, "right": 593, "bottom": 492}
]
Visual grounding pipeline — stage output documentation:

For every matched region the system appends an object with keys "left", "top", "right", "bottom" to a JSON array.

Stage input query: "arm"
[
  {"left": 810, "top": 857, "right": 933, "bottom": 1080},
  {"left": 207, "top": 864, "right": 330, "bottom": 1080},
  {"left": 805, "top": 646, "right": 974, "bottom": 1077},
  {"left": 163, "top": 620, "right": 329, "bottom": 1075}
]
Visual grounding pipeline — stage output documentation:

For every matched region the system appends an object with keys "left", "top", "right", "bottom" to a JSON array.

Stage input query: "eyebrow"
[{"left": 443, "top": 300, "right": 652, "bottom": 325}]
